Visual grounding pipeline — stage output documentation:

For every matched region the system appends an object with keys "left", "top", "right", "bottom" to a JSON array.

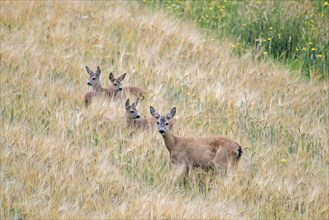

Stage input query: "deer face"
[
  {"left": 86, "top": 66, "right": 101, "bottom": 87},
  {"left": 109, "top": 72, "right": 126, "bottom": 91},
  {"left": 150, "top": 106, "right": 176, "bottom": 135},
  {"left": 125, "top": 99, "right": 141, "bottom": 119}
]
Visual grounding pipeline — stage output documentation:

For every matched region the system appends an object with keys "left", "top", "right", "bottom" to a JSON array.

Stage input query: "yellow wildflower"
[
  {"left": 268, "top": 37, "right": 271, "bottom": 41},
  {"left": 309, "top": 42, "right": 313, "bottom": 45},
  {"left": 312, "top": 48, "right": 316, "bottom": 51},
  {"left": 295, "top": 48, "right": 299, "bottom": 51},
  {"left": 302, "top": 47, "right": 307, "bottom": 51},
  {"left": 263, "top": 51, "right": 268, "bottom": 55},
  {"left": 324, "top": 2, "right": 328, "bottom": 7},
  {"left": 269, "top": 27, "right": 273, "bottom": 31},
  {"left": 281, "top": 159, "right": 287, "bottom": 164},
  {"left": 317, "top": 54, "right": 323, "bottom": 58},
  {"left": 209, "top": 7, "right": 214, "bottom": 11}
]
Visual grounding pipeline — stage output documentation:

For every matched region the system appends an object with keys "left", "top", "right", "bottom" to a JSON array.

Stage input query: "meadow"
[
  {"left": 144, "top": 0, "right": 329, "bottom": 80},
  {"left": 1, "top": 1, "right": 328, "bottom": 219}
]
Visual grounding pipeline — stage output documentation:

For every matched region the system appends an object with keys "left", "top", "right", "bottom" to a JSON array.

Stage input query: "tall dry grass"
[{"left": 1, "top": 1, "right": 328, "bottom": 219}]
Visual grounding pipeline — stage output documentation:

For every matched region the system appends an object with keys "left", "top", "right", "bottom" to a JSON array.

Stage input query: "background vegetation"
[
  {"left": 143, "top": 0, "right": 329, "bottom": 80},
  {"left": 1, "top": 1, "right": 328, "bottom": 219}
]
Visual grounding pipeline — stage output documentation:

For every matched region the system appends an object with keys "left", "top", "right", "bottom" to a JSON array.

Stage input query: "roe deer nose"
[
  {"left": 159, "top": 129, "right": 165, "bottom": 135},
  {"left": 119, "top": 88, "right": 123, "bottom": 91},
  {"left": 135, "top": 115, "right": 140, "bottom": 119},
  {"left": 87, "top": 82, "right": 92, "bottom": 86}
]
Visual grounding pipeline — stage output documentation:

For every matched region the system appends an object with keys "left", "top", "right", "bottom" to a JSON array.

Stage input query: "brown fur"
[
  {"left": 84, "top": 89, "right": 118, "bottom": 107},
  {"left": 150, "top": 106, "right": 242, "bottom": 174},
  {"left": 127, "top": 116, "right": 157, "bottom": 129},
  {"left": 123, "top": 86, "right": 146, "bottom": 99},
  {"left": 163, "top": 132, "right": 242, "bottom": 172}
]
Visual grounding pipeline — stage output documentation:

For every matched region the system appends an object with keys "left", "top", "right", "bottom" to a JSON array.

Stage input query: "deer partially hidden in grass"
[
  {"left": 125, "top": 99, "right": 175, "bottom": 129},
  {"left": 84, "top": 66, "right": 120, "bottom": 106},
  {"left": 109, "top": 72, "right": 145, "bottom": 99},
  {"left": 150, "top": 106, "right": 243, "bottom": 175}
]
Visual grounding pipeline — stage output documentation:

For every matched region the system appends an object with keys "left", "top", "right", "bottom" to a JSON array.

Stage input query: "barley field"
[{"left": 1, "top": 1, "right": 328, "bottom": 219}]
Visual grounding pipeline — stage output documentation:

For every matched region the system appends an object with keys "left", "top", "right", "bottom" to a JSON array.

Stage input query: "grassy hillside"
[
  {"left": 144, "top": 0, "right": 329, "bottom": 80},
  {"left": 1, "top": 1, "right": 328, "bottom": 219}
]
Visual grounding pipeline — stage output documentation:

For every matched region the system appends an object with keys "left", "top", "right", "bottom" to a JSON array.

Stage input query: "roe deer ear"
[
  {"left": 150, "top": 106, "right": 160, "bottom": 119},
  {"left": 86, "top": 66, "right": 93, "bottom": 75},
  {"left": 109, "top": 72, "right": 115, "bottom": 82},
  {"left": 166, "top": 107, "right": 176, "bottom": 120},
  {"left": 96, "top": 66, "right": 101, "bottom": 76},
  {"left": 132, "top": 98, "right": 140, "bottom": 107},
  {"left": 125, "top": 99, "right": 130, "bottom": 109},
  {"left": 118, "top": 73, "right": 126, "bottom": 82}
]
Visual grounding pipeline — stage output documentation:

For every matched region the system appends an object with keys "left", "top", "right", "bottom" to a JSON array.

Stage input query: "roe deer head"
[
  {"left": 109, "top": 72, "right": 145, "bottom": 99},
  {"left": 86, "top": 65, "right": 103, "bottom": 92}
]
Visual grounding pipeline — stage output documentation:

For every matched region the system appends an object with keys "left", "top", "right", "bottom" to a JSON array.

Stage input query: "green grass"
[{"left": 143, "top": 0, "right": 329, "bottom": 80}]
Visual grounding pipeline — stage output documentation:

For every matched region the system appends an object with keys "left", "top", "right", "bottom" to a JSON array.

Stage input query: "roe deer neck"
[
  {"left": 162, "top": 130, "right": 176, "bottom": 153},
  {"left": 93, "top": 82, "right": 103, "bottom": 92},
  {"left": 126, "top": 117, "right": 134, "bottom": 126}
]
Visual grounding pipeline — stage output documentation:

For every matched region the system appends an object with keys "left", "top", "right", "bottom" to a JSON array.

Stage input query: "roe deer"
[
  {"left": 109, "top": 72, "right": 145, "bottom": 99},
  {"left": 125, "top": 99, "right": 175, "bottom": 129},
  {"left": 84, "top": 66, "right": 119, "bottom": 106},
  {"left": 150, "top": 106, "right": 243, "bottom": 175}
]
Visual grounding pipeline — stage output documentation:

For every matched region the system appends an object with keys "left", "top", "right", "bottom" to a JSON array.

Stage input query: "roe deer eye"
[
  {"left": 157, "top": 122, "right": 159, "bottom": 124},
  {"left": 166, "top": 122, "right": 169, "bottom": 126},
  {"left": 114, "top": 83, "right": 118, "bottom": 86},
  {"left": 130, "top": 111, "right": 134, "bottom": 113},
  {"left": 92, "top": 77, "right": 96, "bottom": 80}
]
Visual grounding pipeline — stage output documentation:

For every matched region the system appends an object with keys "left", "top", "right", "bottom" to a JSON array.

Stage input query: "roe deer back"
[
  {"left": 84, "top": 66, "right": 119, "bottom": 106},
  {"left": 109, "top": 72, "right": 145, "bottom": 99},
  {"left": 150, "top": 106, "right": 243, "bottom": 175},
  {"left": 125, "top": 99, "right": 175, "bottom": 129}
]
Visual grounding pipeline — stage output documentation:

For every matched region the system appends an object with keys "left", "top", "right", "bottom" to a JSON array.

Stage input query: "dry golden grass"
[{"left": 1, "top": 1, "right": 328, "bottom": 219}]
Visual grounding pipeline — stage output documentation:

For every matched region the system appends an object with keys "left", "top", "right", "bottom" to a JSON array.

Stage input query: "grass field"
[
  {"left": 1, "top": 1, "right": 328, "bottom": 219},
  {"left": 144, "top": 0, "right": 329, "bottom": 80}
]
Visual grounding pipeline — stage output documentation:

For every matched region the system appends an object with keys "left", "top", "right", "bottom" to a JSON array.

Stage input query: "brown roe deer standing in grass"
[
  {"left": 125, "top": 99, "right": 175, "bottom": 129},
  {"left": 150, "top": 106, "right": 243, "bottom": 175},
  {"left": 109, "top": 72, "right": 145, "bottom": 99},
  {"left": 84, "top": 66, "right": 119, "bottom": 106}
]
